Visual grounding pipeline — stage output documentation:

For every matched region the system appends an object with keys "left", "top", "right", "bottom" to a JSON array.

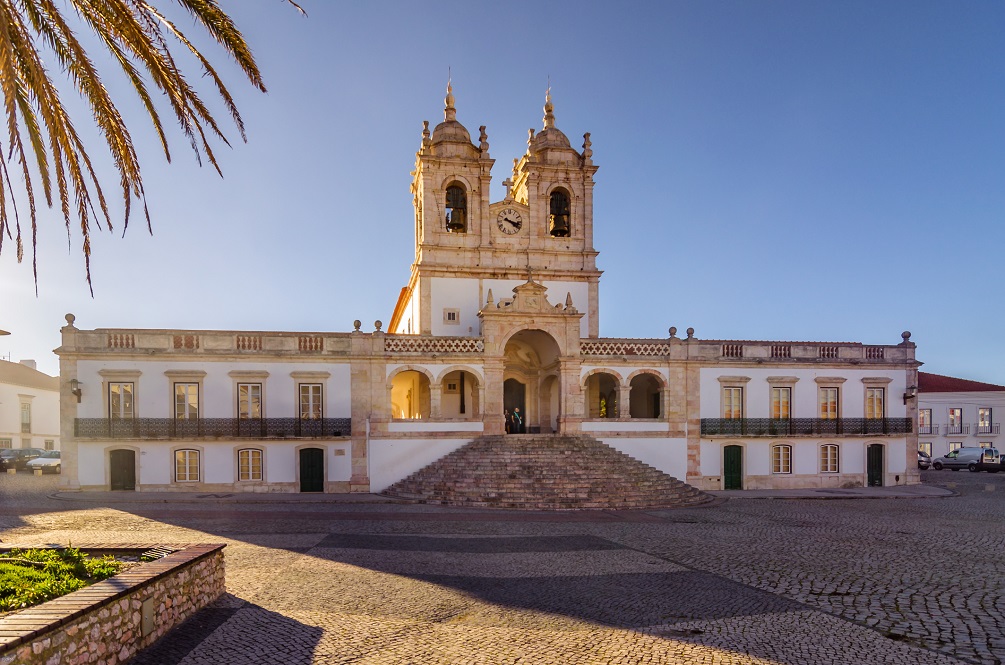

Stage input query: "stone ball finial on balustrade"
[
  {"left": 374, "top": 320, "right": 383, "bottom": 332},
  {"left": 353, "top": 320, "right": 361, "bottom": 332},
  {"left": 65, "top": 313, "right": 76, "bottom": 327},
  {"left": 686, "top": 327, "right": 695, "bottom": 339},
  {"left": 669, "top": 326, "right": 677, "bottom": 338},
  {"left": 902, "top": 331, "right": 911, "bottom": 342}
]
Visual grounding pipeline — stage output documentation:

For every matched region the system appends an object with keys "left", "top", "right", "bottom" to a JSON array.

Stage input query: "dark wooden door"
[
  {"left": 724, "top": 445, "right": 743, "bottom": 490},
  {"left": 109, "top": 449, "right": 135, "bottom": 491},
  {"left": 299, "top": 448, "right": 324, "bottom": 493},
  {"left": 504, "top": 379, "right": 526, "bottom": 433},
  {"left": 867, "top": 444, "right": 884, "bottom": 487}
]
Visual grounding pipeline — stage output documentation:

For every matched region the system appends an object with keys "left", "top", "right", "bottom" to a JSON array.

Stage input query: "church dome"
[{"left": 430, "top": 83, "right": 473, "bottom": 146}]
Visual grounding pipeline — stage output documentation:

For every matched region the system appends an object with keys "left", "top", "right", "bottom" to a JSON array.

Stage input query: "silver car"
[
  {"left": 26, "top": 450, "right": 61, "bottom": 474},
  {"left": 931, "top": 447, "right": 1000, "bottom": 472}
]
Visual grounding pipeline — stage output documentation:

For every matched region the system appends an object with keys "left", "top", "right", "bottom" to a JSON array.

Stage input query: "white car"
[{"left": 26, "top": 450, "right": 61, "bottom": 474}]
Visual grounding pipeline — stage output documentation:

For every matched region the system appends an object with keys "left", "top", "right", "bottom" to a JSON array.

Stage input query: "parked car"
[
  {"left": 0, "top": 448, "right": 45, "bottom": 471},
  {"left": 931, "top": 447, "right": 1001, "bottom": 472},
  {"left": 918, "top": 450, "right": 931, "bottom": 470},
  {"left": 26, "top": 450, "right": 61, "bottom": 474}
]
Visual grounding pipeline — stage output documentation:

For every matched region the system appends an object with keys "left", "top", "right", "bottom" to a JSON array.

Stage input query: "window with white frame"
[
  {"left": 978, "top": 408, "right": 993, "bottom": 433},
  {"left": 238, "top": 449, "right": 263, "bottom": 481},
  {"left": 238, "top": 384, "right": 262, "bottom": 419},
  {"left": 772, "top": 445, "right": 792, "bottom": 474},
  {"left": 919, "top": 442, "right": 932, "bottom": 456},
  {"left": 300, "top": 384, "right": 323, "bottom": 420},
  {"left": 0, "top": 439, "right": 11, "bottom": 449},
  {"left": 109, "top": 382, "right": 134, "bottom": 419},
  {"left": 174, "top": 383, "right": 199, "bottom": 420},
  {"left": 949, "top": 441, "right": 963, "bottom": 452},
  {"left": 865, "top": 388, "right": 885, "bottom": 419},
  {"left": 44, "top": 440, "right": 54, "bottom": 451},
  {"left": 174, "top": 449, "right": 200, "bottom": 482},
  {"left": 20, "top": 403, "right": 31, "bottom": 433},
  {"left": 771, "top": 387, "right": 791, "bottom": 420},
  {"left": 918, "top": 408, "right": 932, "bottom": 434},
  {"left": 819, "top": 388, "right": 839, "bottom": 419},
  {"left": 722, "top": 387, "right": 743, "bottom": 419},
  {"left": 820, "top": 444, "right": 839, "bottom": 473},
  {"left": 948, "top": 408, "right": 963, "bottom": 434},
  {"left": 979, "top": 441, "right": 992, "bottom": 449}
]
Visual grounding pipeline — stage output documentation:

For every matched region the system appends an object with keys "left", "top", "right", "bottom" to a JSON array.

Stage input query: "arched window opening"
[
  {"left": 391, "top": 371, "right": 430, "bottom": 420},
  {"left": 445, "top": 185, "right": 467, "bottom": 233},
  {"left": 548, "top": 189, "right": 570, "bottom": 237},
  {"left": 586, "top": 372, "right": 619, "bottom": 418},
  {"left": 441, "top": 370, "right": 480, "bottom": 419},
  {"left": 629, "top": 374, "right": 662, "bottom": 418}
]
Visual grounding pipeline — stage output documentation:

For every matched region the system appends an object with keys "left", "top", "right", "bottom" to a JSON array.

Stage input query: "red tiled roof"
[{"left": 918, "top": 371, "right": 1005, "bottom": 393}]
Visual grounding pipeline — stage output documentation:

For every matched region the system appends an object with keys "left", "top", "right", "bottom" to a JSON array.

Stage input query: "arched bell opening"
[
  {"left": 503, "top": 330, "right": 562, "bottom": 433},
  {"left": 548, "top": 188, "right": 571, "bottom": 237},
  {"left": 390, "top": 370, "right": 431, "bottom": 420},
  {"left": 440, "top": 370, "right": 480, "bottom": 419},
  {"left": 629, "top": 373, "right": 663, "bottom": 419},
  {"left": 585, "top": 372, "right": 620, "bottom": 418},
  {"left": 445, "top": 183, "right": 467, "bottom": 233}
]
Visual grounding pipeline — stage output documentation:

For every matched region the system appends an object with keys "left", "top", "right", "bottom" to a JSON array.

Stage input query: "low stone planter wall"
[{"left": 0, "top": 542, "right": 225, "bottom": 665}]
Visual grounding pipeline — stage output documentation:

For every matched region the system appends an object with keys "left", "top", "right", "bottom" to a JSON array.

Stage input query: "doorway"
[
  {"left": 867, "top": 444, "right": 884, "bottom": 487},
  {"left": 299, "top": 448, "right": 324, "bottom": 492},
  {"left": 109, "top": 449, "right": 136, "bottom": 491},
  {"left": 504, "top": 379, "right": 526, "bottom": 432},
  {"left": 723, "top": 445, "right": 743, "bottom": 490}
]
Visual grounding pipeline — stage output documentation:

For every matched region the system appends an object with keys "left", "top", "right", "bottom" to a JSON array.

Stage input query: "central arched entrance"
[{"left": 503, "top": 330, "right": 562, "bottom": 433}]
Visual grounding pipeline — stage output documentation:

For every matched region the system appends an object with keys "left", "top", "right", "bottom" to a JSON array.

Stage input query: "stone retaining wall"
[{"left": 0, "top": 543, "right": 225, "bottom": 665}]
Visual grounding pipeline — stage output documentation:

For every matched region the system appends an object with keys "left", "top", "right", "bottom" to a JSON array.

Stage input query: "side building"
[
  {"left": 917, "top": 371, "right": 1005, "bottom": 459},
  {"left": 55, "top": 88, "right": 920, "bottom": 494},
  {"left": 0, "top": 359, "right": 60, "bottom": 453}
]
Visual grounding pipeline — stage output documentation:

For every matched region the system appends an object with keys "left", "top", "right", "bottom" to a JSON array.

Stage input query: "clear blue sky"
[{"left": 1, "top": 1, "right": 1002, "bottom": 381}]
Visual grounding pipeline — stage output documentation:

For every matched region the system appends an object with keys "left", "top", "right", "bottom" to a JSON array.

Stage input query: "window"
[
  {"left": 548, "top": 189, "right": 571, "bottom": 237},
  {"left": 772, "top": 445, "right": 792, "bottom": 474},
  {"left": 44, "top": 440, "right": 54, "bottom": 451},
  {"left": 445, "top": 184, "right": 467, "bottom": 233},
  {"left": 238, "top": 383, "right": 262, "bottom": 419},
  {"left": 238, "top": 449, "right": 263, "bottom": 481},
  {"left": 771, "top": 387, "right": 791, "bottom": 420},
  {"left": 820, "top": 444, "right": 839, "bottom": 473},
  {"left": 174, "top": 449, "right": 200, "bottom": 482},
  {"left": 723, "top": 387, "right": 743, "bottom": 419},
  {"left": 979, "top": 441, "right": 993, "bottom": 449},
  {"left": 109, "top": 382, "right": 134, "bottom": 419},
  {"left": 865, "top": 388, "right": 885, "bottom": 419},
  {"left": 300, "top": 384, "right": 323, "bottom": 420},
  {"left": 918, "top": 409, "right": 933, "bottom": 434},
  {"left": 20, "top": 403, "right": 31, "bottom": 433},
  {"left": 919, "top": 442, "right": 932, "bottom": 456},
  {"left": 819, "top": 388, "right": 839, "bottom": 419},
  {"left": 978, "top": 408, "right": 993, "bottom": 434},
  {"left": 174, "top": 383, "right": 199, "bottom": 419},
  {"left": 0, "top": 439, "right": 11, "bottom": 449},
  {"left": 949, "top": 441, "right": 963, "bottom": 452},
  {"left": 948, "top": 408, "right": 963, "bottom": 434},
  {"left": 443, "top": 308, "right": 460, "bottom": 325}
]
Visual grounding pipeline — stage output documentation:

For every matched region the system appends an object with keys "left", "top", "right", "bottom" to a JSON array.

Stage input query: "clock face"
[{"left": 497, "top": 208, "right": 523, "bottom": 235}]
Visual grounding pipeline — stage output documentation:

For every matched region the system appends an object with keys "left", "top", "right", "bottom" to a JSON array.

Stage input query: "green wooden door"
[
  {"left": 724, "top": 445, "right": 743, "bottom": 490},
  {"left": 867, "top": 444, "right": 884, "bottom": 487},
  {"left": 299, "top": 448, "right": 324, "bottom": 493},
  {"left": 109, "top": 449, "right": 135, "bottom": 490}
]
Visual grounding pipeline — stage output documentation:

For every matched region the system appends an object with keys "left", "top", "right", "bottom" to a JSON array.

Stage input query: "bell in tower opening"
[
  {"left": 445, "top": 184, "right": 468, "bottom": 233},
  {"left": 548, "top": 188, "right": 571, "bottom": 237}
]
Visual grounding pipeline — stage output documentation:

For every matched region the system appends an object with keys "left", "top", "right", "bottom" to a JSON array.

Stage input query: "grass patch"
[{"left": 0, "top": 548, "right": 125, "bottom": 612}]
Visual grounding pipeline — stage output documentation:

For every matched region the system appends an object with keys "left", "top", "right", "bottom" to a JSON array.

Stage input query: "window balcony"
[
  {"left": 974, "top": 423, "right": 1000, "bottom": 436},
  {"left": 944, "top": 424, "right": 969, "bottom": 436},
  {"left": 74, "top": 417, "right": 352, "bottom": 439},
  {"left": 700, "top": 418, "right": 913, "bottom": 437},
  {"left": 918, "top": 424, "right": 936, "bottom": 435}
]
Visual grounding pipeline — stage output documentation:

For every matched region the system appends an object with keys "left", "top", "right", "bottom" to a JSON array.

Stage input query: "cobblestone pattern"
[{"left": 0, "top": 471, "right": 1000, "bottom": 664}]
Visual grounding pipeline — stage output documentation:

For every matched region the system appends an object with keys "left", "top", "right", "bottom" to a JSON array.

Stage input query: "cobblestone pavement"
[{"left": 0, "top": 469, "right": 1001, "bottom": 664}]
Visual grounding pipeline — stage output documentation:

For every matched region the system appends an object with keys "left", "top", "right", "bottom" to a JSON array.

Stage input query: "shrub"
[{"left": 0, "top": 548, "right": 124, "bottom": 611}]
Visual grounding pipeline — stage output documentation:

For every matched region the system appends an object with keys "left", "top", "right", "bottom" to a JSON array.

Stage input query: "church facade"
[{"left": 55, "top": 87, "right": 921, "bottom": 494}]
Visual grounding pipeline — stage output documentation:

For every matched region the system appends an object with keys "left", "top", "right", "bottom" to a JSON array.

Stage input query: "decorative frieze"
[
  {"left": 581, "top": 341, "right": 670, "bottom": 357},
  {"left": 385, "top": 336, "right": 484, "bottom": 353}
]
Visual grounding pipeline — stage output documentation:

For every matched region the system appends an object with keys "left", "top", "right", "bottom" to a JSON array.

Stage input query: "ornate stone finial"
[
  {"left": 374, "top": 320, "right": 383, "bottom": 332},
  {"left": 512, "top": 158, "right": 519, "bottom": 177},
  {"left": 64, "top": 313, "right": 76, "bottom": 327},
  {"left": 526, "top": 267, "right": 534, "bottom": 283},
  {"left": 582, "top": 132, "right": 593, "bottom": 164},
  {"left": 686, "top": 327, "right": 695, "bottom": 339},
  {"left": 353, "top": 319, "right": 361, "bottom": 332},
  {"left": 478, "top": 125, "right": 489, "bottom": 152},
  {"left": 565, "top": 292, "right": 574, "bottom": 309},
  {"left": 527, "top": 128, "right": 535, "bottom": 148},
  {"left": 902, "top": 331, "right": 912, "bottom": 342},
  {"left": 486, "top": 289, "right": 494, "bottom": 306},
  {"left": 669, "top": 326, "right": 677, "bottom": 338},
  {"left": 543, "top": 87, "right": 555, "bottom": 129},
  {"left": 421, "top": 120, "right": 430, "bottom": 147},
  {"left": 444, "top": 81, "right": 456, "bottom": 122}
]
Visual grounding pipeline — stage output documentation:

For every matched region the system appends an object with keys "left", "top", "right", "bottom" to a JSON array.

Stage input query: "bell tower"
[{"left": 389, "top": 86, "right": 601, "bottom": 338}]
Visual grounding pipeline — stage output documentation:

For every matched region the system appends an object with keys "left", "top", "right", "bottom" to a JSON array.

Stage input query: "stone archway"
[{"left": 503, "top": 330, "right": 562, "bottom": 434}]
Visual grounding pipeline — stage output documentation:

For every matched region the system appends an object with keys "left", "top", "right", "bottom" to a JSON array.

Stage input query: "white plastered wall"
[
  {"left": 368, "top": 438, "right": 473, "bottom": 492},
  {"left": 603, "top": 438, "right": 688, "bottom": 480}
]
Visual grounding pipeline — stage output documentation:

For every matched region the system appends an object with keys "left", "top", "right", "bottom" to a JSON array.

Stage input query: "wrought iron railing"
[
  {"left": 974, "top": 423, "right": 1000, "bottom": 435},
  {"left": 75, "top": 418, "right": 352, "bottom": 439},
  {"left": 701, "top": 418, "right": 913, "bottom": 437},
  {"left": 918, "top": 424, "right": 936, "bottom": 435},
  {"left": 944, "top": 424, "right": 969, "bottom": 436}
]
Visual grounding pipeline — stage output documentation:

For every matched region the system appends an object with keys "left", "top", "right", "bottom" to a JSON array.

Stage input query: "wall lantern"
[{"left": 69, "top": 378, "right": 82, "bottom": 403}]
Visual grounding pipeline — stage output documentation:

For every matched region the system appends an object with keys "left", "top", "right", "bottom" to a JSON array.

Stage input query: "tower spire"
[
  {"left": 444, "top": 72, "right": 457, "bottom": 122},
  {"left": 543, "top": 84, "right": 555, "bottom": 129}
]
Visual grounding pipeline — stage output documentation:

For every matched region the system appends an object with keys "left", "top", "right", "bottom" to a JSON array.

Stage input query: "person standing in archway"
[
  {"left": 504, "top": 409, "right": 513, "bottom": 434},
  {"left": 513, "top": 407, "right": 523, "bottom": 434}
]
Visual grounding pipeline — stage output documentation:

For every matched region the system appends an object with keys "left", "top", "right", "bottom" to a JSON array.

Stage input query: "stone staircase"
[{"left": 381, "top": 434, "right": 712, "bottom": 510}]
